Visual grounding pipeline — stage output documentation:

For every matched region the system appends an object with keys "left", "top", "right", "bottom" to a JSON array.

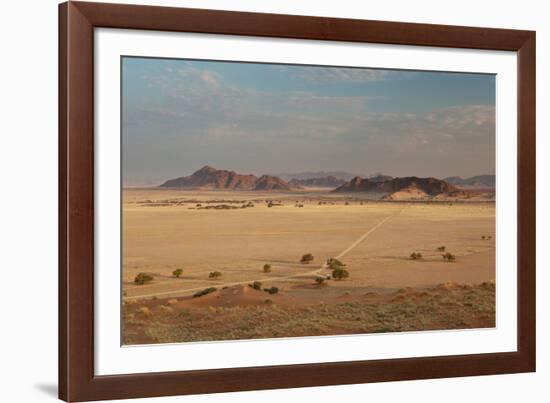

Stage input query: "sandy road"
[{"left": 124, "top": 208, "right": 403, "bottom": 301}]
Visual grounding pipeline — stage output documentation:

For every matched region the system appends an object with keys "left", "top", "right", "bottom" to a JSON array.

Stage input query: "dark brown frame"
[{"left": 59, "top": 1, "right": 536, "bottom": 401}]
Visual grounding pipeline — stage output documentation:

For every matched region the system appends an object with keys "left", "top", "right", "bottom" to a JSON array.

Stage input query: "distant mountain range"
[
  {"left": 160, "top": 166, "right": 301, "bottom": 191},
  {"left": 443, "top": 175, "right": 495, "bottom": 188},
  {"left": 276, "top": 171, "right": 358, "bottom": 181},
  {"left": 289, "top": 176, "right": 346, "bottom": 188},
  {"left": 368, "top": 174, "right": 393, "bottom": 183},
  {"left": 332, "top": 176, "right": 472, "bottom": 200},
  {"left": 158, "top": 166, "right": 494, "bottom": 200}
]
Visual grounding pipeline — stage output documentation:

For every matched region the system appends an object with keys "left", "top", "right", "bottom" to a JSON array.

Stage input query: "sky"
[{"left": 122, "top": 57, "right": 495, "bottom": 186}]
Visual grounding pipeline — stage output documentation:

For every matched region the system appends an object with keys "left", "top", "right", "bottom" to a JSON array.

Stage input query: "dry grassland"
[{"left": 122, "top": 188, "right": 495, "bottom": 344}]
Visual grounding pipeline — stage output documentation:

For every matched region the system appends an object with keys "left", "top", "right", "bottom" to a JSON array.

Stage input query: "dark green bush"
[
  {"left": 193, "top": 287, "right": 217, "bottom": 298},
  {"left": 332, "top": 267, "right": 350, "bottom": 280},
  {"left": 134, "top": 272, "right": 154, "bottom": 285},
  {"left": 300, "top": 253, "right": 314, "bottom": 264},
  {"left": 249, "top": 281, "right": 262, "bottom": 290},
  {"left": 263, "top": 286, "right": 279, "bottom": 295},
  {"left": 326, "top": 258, "right": 346, "bottom": 270},
  {"left": 172, "top": 268, "right": 183, "bottom": 278},
  {"left": 442, "top": 252, "right": 456, "bottom": 262}
]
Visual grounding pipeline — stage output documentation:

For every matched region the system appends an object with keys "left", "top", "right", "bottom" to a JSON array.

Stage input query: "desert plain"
[{"left": 122, "top": 188, "right": 495, "bottom": 345}]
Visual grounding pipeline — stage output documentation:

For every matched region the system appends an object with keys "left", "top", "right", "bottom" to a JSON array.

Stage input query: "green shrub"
[
  {"left": 326, "top": 258, "right": 346, "bottom": 270},
  {"left": 442, "top": 252, "right": 456, "bottom": 262},
  {"left": 134, "top": 272, "right": 154, "bottom": 285},
  {"left": 193, "top": 287, "right": 217, "bottom": 298},
  {"left": 208, "top": 271, "right": 222, "bottom": 279},
  {"left": 263, "top": 264, "right": 272, "bottom": 273},
  {"left": 263, "top": 286, "right": 279, "bottom": 295},
  {"left": 172, "top": 268, "right": 183, "bottom": 278},
  {"left": 300, "top": 253, "right": 314, "bottom": 264},
  {"left": 332, "top": 267, "right": 350, "bottom": 280},
  {"left": 249, "top": 281, "right": 262, "bottom": 290}
]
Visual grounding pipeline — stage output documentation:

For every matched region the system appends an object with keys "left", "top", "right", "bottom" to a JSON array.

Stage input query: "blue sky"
[{"left": 122, "top": 57, "right": 495, "bottom": 186}]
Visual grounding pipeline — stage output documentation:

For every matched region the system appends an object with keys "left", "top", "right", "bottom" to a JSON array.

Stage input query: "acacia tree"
[
  {"left": 263, "top": 264, "right": 272, "bottom": 273},
  {"left": 327, "top": 258, "right": 345, "bottom": 270},
  {"left": 332, "top": 267, "right": 350, "bottom": 280},
  {"left": 172, "top": 268, "right": 183, "bottom": 278}
]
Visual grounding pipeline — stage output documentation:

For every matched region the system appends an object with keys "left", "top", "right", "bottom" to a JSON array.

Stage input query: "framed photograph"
[{"left": 59, "top": 1, "right": 536, "bottom": 401}]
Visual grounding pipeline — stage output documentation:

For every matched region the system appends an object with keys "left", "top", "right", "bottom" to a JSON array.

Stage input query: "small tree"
[
  {"left": 332, "top": 267, "right": 350, "bottom": 280},
  {"left": 437, "top": 246, "right": 446, "bottom": 252},
  {"left": 300, "top": 253, "right": 314, "bottom": 264},
  {"left": 263, "top": 264, "right": 272, "bottom": 273},
  {"left": 481, "top": 235, "right": 486, "bottom": 240},
  {"left": 327, "top": 258, "right": 346, "bottom": 270},
  {"left": 208, "top": 271, "right": 222, "bottom": 279},
  {"left": 134, "top": 272, "right": 154, "bottom": 285},
  {"left": 249, "top": 281, "right": 262, "bottom": 290},
  {"left": 172, "top": 268, "right": 183, "bottom": 278}
]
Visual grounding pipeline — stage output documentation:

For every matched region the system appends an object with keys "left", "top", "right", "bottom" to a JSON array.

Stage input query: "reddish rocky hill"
[
  {"left": 332, "top": 176, "right": 471, "bottom": 200},
  {"left": 160, "top": 166, "right": 300, "bottom": 191}
]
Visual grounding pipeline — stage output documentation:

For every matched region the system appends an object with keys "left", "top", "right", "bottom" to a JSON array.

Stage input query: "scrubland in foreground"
[{"left": 123, "top": 281, "right": 495, "bottom": 344}]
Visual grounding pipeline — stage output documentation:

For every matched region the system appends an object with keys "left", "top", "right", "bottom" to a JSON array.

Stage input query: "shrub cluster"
[
  {"left": 134, "top": 273, "right": 154, "bottom": 285},
  {"left": 442, "top": 252, "right": 456, "bottom": 262},
  {"left": 208, "top": 271, "right": 222, "bottom": 279},
  {"left": 263, "top": 264, "right": 272, "bottom": 273},
  {"left": 326, "top": 258, "right": 349, "bottom": 280},
  {"left": 193, "top": 287, "right": 217, "bottom": 298}
]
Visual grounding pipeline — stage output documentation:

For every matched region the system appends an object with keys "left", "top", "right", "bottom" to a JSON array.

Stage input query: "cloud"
[
  {"left": 125, "top": 61, "right": 495, "bottom": 179},
  {"left": 286, "top": 66, "right": 414, "bottom": 84},
  {"left": 135, "top": 66, "right": 494, "bottom": 148}
]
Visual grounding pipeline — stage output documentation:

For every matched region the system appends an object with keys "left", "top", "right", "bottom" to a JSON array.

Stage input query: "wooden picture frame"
[{"left": 59, "top": 1, "right": 536, "bottom": 401}]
